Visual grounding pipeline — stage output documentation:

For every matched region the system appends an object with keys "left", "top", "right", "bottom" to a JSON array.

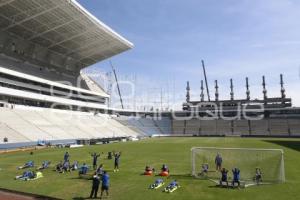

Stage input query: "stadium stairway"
[{"left": 0, "top": 122, "right": 31, "bottom": 143}]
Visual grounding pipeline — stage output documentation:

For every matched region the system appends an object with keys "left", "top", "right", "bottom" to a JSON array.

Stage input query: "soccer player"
[
  {"left": 18, "top": 161, "right": 34, "bottom": 170},
  {"left": 71, "top": 161, "right": 78, "bottom": 171},
  {"left": 62, "top": 160, "right": 70, "bottom": 173},
  {"left": 91, "top": 152, "right": 100, "bottom": 170},
  {"left": 149, "top": 178, "right": 164, "bottom": 189},
  {"left": 232, "top": 167, "right": 240, "bottom": 187},
  {"left": 161, "top": 164, "right": 169, "bottom": 173},
  {"left": 100, "top": 171, "right": 110, "bottom": 198},
  {"left": 145, "top": 165, "right": 155, "bottom": 172},
  {"left": 56, "top": 161, "right": 63, "bottom": 172},
  {"left": 90, "top": 173, "right": 100, "bottom": 199},
  {"left": 165, "top": 180, "right": 178, "bottom": 191},
  {"left": 107, "top": 152, "right": 112, "bottom": 160},
  {"left": 254, "top": 167, "right": 262, "bottom": 185},
  {"left": 37, "top": 161, "right": 50, "bottom": 170},
  {"left": 113, "top": 152, "right": 121, "bottom": 172},
  {"left": 96, "top": 164, "right": 104, "bottom": 176},
  {"left": 215, "top": 153, "right": 223, "bottom": 171},
  {"left": 15, "top": 170, "right": 37, "bottom": 180},
  {"left": 79, "top": 163, "right": 89, "bottom": 175},
  {"left": 154, "top": 178, "right": 164, "bottom": 186},
  {"left": 200, "top": 163, "right": 209, "bottom": 176},
  {"left": 219, "top": 168, "right": 229, "bottom": 187},
  {"left": 64, "top": 151, "right": 70, "bottom": 162}
]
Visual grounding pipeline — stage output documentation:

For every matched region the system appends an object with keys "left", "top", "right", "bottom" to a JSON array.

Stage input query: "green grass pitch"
[{"left": 0, "top": 137, "right": 300, "bottom": 200}]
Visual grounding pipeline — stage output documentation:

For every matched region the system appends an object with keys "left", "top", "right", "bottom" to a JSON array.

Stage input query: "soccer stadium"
[{"left": 0, "top": 0, "right": 300, "bottom": 199}]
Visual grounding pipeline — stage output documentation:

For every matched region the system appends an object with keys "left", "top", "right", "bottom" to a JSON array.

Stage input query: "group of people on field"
[
  {"left": 15, "top": 150, "right": 122, "bottom": 199},
  {"left": 200, "top": 153, "right": 263, "bottom": 187},
  {"left": 89, "top": 151, "right": 121, "bottom": 198}
]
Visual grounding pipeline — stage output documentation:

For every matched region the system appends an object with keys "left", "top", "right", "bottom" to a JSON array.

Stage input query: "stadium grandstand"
[{"left": 0, "top": 0, "right": 142, "bottom": 148}]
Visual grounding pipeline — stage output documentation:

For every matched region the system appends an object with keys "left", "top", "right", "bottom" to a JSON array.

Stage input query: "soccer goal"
[{"left": 191, "top": 147, "right": 285, "bottom": 187}]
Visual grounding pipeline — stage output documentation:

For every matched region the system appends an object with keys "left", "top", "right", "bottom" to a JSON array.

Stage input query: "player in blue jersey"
[
  {"left": 232, "top": 167, "right": 240, "bottom": 187},
  {"left": 100, "top": 171, "right": 110, "bottom": 198}
]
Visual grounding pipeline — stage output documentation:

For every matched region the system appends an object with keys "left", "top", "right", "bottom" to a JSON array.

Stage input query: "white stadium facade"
[{"left": 0, "top": 0, "right": 153, "bottom": 148}]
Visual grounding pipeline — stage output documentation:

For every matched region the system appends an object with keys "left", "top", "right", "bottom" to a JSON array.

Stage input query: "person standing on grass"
[
  {"left": 220, "top": 168, "right": 229, "bottom": 187},
  {"left": 64, "top": 151, "right": 70, "bottom": 162},
  {"left": 90, "top": 172, "right": 100, "bottom": 199},
  {"left": 215, "top": 153, "right": 222, "bottom": 171},
  {"left": 91, "top": 152, "right": 100, "bottom": 170},
  {"left": 100, "top": 171, "right": 110, "bottom": 199},
  {"left": 113, "top": 152, "right": 121, "bottom": 172},
  {"left": 232, "top": 167, "right": 241, "bottom": 187}
]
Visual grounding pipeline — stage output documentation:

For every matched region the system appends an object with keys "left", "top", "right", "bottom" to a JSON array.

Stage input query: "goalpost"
[{"left": 191, "top": 147, "right": 285, "bottom": 186}]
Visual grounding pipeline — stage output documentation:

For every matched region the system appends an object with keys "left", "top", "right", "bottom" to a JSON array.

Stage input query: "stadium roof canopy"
[{"left": 0, "top": 0, "right": 133, "bottom": 70}]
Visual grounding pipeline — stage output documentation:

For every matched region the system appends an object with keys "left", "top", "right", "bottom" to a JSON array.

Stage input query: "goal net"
[{"left": 191, "top": 147, "right": 285, "bottom": 186}]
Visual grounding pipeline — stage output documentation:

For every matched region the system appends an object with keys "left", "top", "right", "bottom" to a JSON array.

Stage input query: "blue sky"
[{"left": 79, "top": 0, "right": 300, "bottom": 109}]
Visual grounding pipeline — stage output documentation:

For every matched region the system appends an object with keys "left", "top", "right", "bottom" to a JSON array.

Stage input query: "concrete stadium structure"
[{"left": 0, "top": 0, "right": 140, "bottom": 148}]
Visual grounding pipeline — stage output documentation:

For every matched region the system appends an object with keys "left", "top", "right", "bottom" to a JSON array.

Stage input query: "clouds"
[{"left": 79, "top": 0, "right": 300, "bottom": 107}]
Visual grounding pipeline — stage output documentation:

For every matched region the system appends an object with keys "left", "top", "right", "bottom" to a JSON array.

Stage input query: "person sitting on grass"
[
  {"left": 37, "top": 161, "right": 51, "bottom": 170},
  {"left": 200, "top": 163, "right": 209, "bottom": 176},
  {"left": 62, "top": 161, "right": 70, "bottom": 173},
  {"left": 18, "top": 161, "right": 34, "bottom": 170},
  {"left": 79, "top": 163, "right": 89, "bottom": 175},
  {"left": 232, "top": 167, "right": 240, "bottom": 187},
  {"left": 165, "top": 180, "right": 178, "bottom": 191},
  {"left": 219, "top": 168, "right": 229, "bottom": 187},
  {"left": 145, "top": 166, "right": 155, "bottom": 172},
  {"left": 161, "top": 164, "right": 169, "bottom": 173},
  {"left": 56, "top": 161, "right": 63, "bottom": 172},
  {"left": 96, "top": 164, "right": 104, "bottom": 176},
  {"left": 254, "top": 167, "right": 262, "bottom": 185},
  {"left": 15, "top": 170, "right": 36, "bottom": 180},
  {"left": 70, "top": 161, "right": 79, "bottom": 171}
]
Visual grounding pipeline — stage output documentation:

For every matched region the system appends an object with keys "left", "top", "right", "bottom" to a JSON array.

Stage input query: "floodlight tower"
[
  {"left": 186, "top": 81, "right": 190, "bottom": 103},
  {"left": 200, "top": 80, "right": 205, "bottom": 102},
  {"left": 215, "top": 80, "right": 219, "bottom": 101},
  {"left": 230, "top": 79, "right": 234, "bottom": 100},
  {"left": 262, "top": 75, "right": 267, "bottom": 101},
  {"left": 280, "top": 74, "right": 286, "bottom": 99},
  {"left": 246, "top": 77, "right": 250, "bottom": 100}
]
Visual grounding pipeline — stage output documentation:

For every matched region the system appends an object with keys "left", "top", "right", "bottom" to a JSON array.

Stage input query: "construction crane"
[
  {"left": 110, "top": 60, "right": 124, "bottom": 109},
  {"left": 201, "top": 60, "right": 211, "bottom": 101}
]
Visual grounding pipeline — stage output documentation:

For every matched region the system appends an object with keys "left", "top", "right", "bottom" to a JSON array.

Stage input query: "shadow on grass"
[
  {"left": 264, "top": 140, "right": 300, "bottom": 152},
  {"left": 69, "top": 176, "right": 92, "bottom": 181},
  {"left": 72, "top": 197, "right": 104, "bottom": 200},
  {"left": 166, "top": 174, "right": 195, "bottom": 180}
]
